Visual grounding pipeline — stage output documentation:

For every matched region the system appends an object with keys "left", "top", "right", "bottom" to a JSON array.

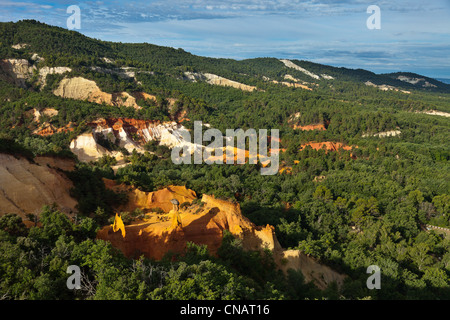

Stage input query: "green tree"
[{"left": 0, "top": 213, "right": 27, "bottom": 236}]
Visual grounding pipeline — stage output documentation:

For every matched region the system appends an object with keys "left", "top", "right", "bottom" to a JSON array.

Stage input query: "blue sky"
[{"left": 1, "top": 0, "right": 449, "bottom": 78}]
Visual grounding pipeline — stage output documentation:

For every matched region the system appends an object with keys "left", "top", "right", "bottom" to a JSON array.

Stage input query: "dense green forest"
[{"left": 0, "top": 20, "right": 449, "bottom": 300}]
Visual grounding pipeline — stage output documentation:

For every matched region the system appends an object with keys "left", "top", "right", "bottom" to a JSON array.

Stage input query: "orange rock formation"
[
  {"left": 33, "top": 122, "right": 76, "bottom": 136},
  {"left": 97, "top": 193, "right": 280, "bottom": 260},
  {"left": 102, "top": 179, "right": 197, "bottom": 213},
  {"left": 96, "top": 185, "right": 346, "bottom": 289},
  {"left": 300, "top": 141, "right": 354, "bottom": 152},
  {"left": 299, "top": 141, "right": 358, "bottom": 160},
  {"left": 112, "top": 213, "right": 126, "bottom": 238},
  {"left": 292, "top": 123, "right": 326, "bottom": 131},
  {"left": 91, "top": 117, "right": 160, "bottom": 136}
]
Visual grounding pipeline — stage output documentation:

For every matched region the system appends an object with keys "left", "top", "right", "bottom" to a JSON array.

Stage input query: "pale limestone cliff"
[
  {"left": 53, "top": 76, "right": 100, "bottom": 100},
  {"left": 0, "top": 58, "right": 71, "bottom": 88},
  {"left": 53, "top": 77, "right": 142, "bottom": 109},
  {"left": 364, "top": 81, "right": 411, "bottom": 94},
  {"left": 0, "top": 59, "right": 36, "bottom": 87},
  {"left": 280, "top": 59, "right": 320, "bottom": 80},
  {"left": 419, "top": 110, "right": 450, "bottom": 118},
  {"left": 184, "top": 72, "right": 257, "bottom": 92},
  {"left": 283, "top": 74, "right": 317, "bottom": 88},
  {"left": 28, "top": 108, "right": 59, "bottom": 123},
  {"left": 30, "top": 53, "right": 44, "bottom": 63},
  {"left": 271, "top": 79, "right": 312, "bottom": 91},
  {"left": 38, "top": 66, "right": 72, "bottom": 86},
  {"left": 0, "top": 153, "right": 77, "bottom": 218},
  {"left": 362, "top": 130, "right": 401, "bottom": 138},
  {"left": 397, "top": 75, "right": 437, "bottom": 88},
  {"left": 321, "top": 74, "right": 334, "bottom": 80},
  {"left": 69, "top": 132, "right": 124, "bottom": 162},
  {"left": 11, "top": 43, "right": 29, "bottom": 50}
]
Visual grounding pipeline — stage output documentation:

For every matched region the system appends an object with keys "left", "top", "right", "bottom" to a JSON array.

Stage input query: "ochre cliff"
[
  {"left": 300, "top": 141, "right": 354, "bottom": 152},
  {"left": 102, "top": 179, "right": 197, "bottom": 213},
  {"left": 96, "top": 192, "right": 280, "bottom": 259},
  {"left": 97, "top": 183, "right": 346, "bottom": 289},
  {"left": 33, "top": 122, "right": 76, "bottom": 136},
  {"left": 292, "top": 123, "right": 326, "bottom": 131},
  {"left": 0, "top": 153, "right": 77, "bottom": 218}
]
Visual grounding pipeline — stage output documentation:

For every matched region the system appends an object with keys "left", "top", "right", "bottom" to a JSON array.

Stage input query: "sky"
[{"left": 1, "top": 0, "right": 449, "bottom": 78}]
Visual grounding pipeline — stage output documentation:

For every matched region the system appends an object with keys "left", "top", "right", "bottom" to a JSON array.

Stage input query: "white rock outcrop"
[
  {"left": 31, "top": 53, "right": 44, "bottom": 63},
  {"left": 321, "top": 74, "right": 334, "bottom": 80},
  {"left": 397, "top": 75, "right": 437, "bottom": 88},
  {"left": 184, "top": 72, "right": 257, "bottom": 92},
  {"left": 0, "top": 58, "right": 71, "bottom": 88},
  {"left": 0, "top": 59, "right": 36, "bottom": 87},
  {"left": 38, "top": 66, "right": 72, "bottom": 86},
  {"left": 28, "top": 108, "right": 59, "bottom": 123},
  {"left": 11, "top": 43, "right": 29, "bottom": 50},
  {"left": 365, "top": 81, "right": 410, "bottom": 94},
  {"left": 362, "top": 130, "right": 401, "bottom": 138},
  {"left": 69, "top": 132, "right": 124, "bottom": 163},
  {"left": 418, "top": 110, "right": 450, "bottom": 118},
  {"left": 280, "top": 59, "right": 320, "bottom": 80},
  {"left": 54, "top": 77, "right": 99, "bottom": 100},
  {"left": 53, "top": 77, "right": 141, "bottom": 109}
]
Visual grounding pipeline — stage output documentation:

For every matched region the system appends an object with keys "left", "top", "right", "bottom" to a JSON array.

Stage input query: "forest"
[{"left": 0, "top": 20, "right": 449, "bottom": 300}]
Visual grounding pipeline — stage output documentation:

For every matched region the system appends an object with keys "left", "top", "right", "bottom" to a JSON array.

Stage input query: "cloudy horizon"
[{"left": 1, "top": 0, "right": 449, "bottom": 79}]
